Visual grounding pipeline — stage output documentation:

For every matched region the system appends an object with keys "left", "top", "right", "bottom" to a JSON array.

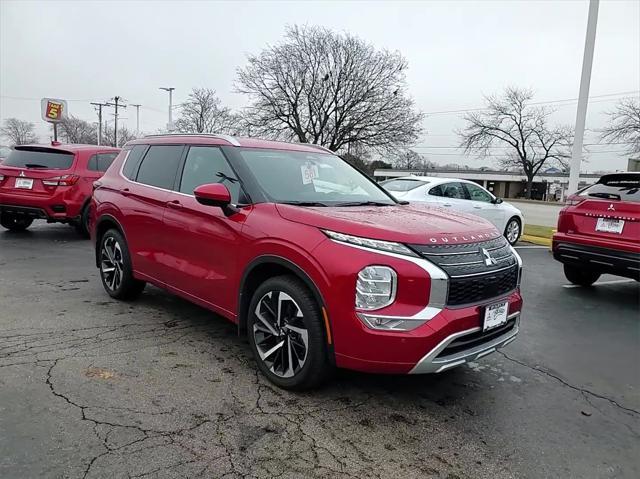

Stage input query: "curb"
[{"left": 520, "top": 234, "right": 552, "bottom": 247}]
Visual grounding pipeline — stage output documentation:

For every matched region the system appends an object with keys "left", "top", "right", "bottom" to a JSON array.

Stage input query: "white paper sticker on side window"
[{"left": 301, "top": 161, "right": 319, "bottom": 185}]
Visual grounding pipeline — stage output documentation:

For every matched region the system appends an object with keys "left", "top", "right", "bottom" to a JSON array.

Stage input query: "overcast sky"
[{"left": 1, "top": 0, "right": 638, "bottom": 171}]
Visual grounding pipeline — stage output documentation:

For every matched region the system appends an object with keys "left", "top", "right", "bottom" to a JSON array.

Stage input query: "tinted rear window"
[
  {"left": 4, "top": 148, "right": 74, "bottom": 170},
  {"left": 580, "top": 175, "right": 640, "bottom": 203},
  {"left": 135, "top": 145, "right": 184, "bottom": 190},
  {"left": 381, "top": 179, "right": 428, "bottom": 192},
  {"left": 122, "top": 145, "right": 148, "bottom": 179}
]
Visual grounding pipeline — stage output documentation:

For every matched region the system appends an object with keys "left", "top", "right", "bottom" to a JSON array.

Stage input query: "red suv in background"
[
  {"left": 92, "top": 134, "right": 523, "bottom": 389},
  {"left": 553, "top": 173, "right": 640, "bottom": 285},
  {"left": 0, "top": 143, "right": 119, "bottom": 236}
]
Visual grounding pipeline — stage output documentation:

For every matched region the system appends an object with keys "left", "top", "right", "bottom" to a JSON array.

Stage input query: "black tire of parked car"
[
  {"left": 0, "top": 214, "right": 33, "bottom": 232},
  {"left": 99, "top": 229, "right": 146, "bottom": 300},
  {"left": 563, "top": 264, "right": 601, "bottom": 286},
  {"left": 247, "top": 275, "right": 333, "bottom": 390},
  {"left": 74, "top": 204, "right": 91, "bottom": 238}
]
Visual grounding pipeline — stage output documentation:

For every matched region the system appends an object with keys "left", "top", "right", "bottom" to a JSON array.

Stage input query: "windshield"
[
  {"left": 235, "top": 148, "right": 396, "bottom": 206},
  {"left": 381, "top": 178, "right": 428, "bottom": 192},
  {"left": 579, "top": 175, "right": 640, "bottom": 203},
  {"left": 4, "top": 147, "right": 75, "bottom": 170}
]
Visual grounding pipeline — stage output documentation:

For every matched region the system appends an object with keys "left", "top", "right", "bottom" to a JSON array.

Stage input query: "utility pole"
[
  {"left": 90, "top": 102, "right": 109, "bottom": 145},
  {"left": 130, "top": 104, "right": 141, "bottom": 136},
  {"left": 568, "top": 0, "right": 599, "bottom": 195},
  {"left": 159, "top": 87, "right": 175, "bottom": 131},
  {"left": 106, "top": 96, "right": 127, "bottom": 147}
]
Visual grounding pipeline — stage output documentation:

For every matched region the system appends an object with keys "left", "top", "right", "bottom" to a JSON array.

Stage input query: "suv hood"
[{"left": 276, "top": 203, "right": 500, "bottom": 245}]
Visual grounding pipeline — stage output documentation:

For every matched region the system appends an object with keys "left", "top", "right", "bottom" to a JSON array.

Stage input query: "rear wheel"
[
  {"left": 1, "top": 214, "right": 33, "bottom": 232},
  {"left": 564, "top": 265, "right": 600, "bottom": 286},
  {"left": 99, "top": 229, "right": 146, "bottom": 299},
  {"left": 74, "top": 204, "right": 90, "bottom": 238},
  {"left": 247, "top": 275, "right": 332, "bottom": 390},
  {"left": 504, "top": 217, "right": 521, "bottom": 245}
]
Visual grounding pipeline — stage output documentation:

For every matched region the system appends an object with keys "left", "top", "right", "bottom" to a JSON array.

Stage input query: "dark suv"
[
  {"left": 92, "top": 134, "right": 523, "bottom": 389},
  {"left": 0, "top": 142, "right": 119, "bottom": 235}
]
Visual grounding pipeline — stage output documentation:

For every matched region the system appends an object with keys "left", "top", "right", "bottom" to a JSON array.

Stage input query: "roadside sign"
[{"left": 41, "top": 98, "right": 67, "bottom": 123}]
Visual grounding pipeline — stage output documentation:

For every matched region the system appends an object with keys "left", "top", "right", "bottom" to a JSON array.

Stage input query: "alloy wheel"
[
  {"left": 100, "top": 237, "right": 124, "bottom": 292},
  {"left": 506, "top": 220, "right": 520, "bottom": 244},
  {"left": 253, "top": 291, "right": 309, "bottom": 378}
]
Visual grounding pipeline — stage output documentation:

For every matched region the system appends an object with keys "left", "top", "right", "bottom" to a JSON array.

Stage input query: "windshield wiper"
[
  {"left": 280, "top": 201, "right": 329, "bottom": 207},
  {"left": 334, "top": 201, "right": 395, "bottom": 207},
  {"left": 23, "top": 163, "right": 49, "bottom": 169},
  {"left": 588, "top": 192, "right": 621, "bottom": 200}
]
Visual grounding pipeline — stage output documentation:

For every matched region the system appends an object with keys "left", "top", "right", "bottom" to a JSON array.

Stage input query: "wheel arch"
[{"left": 94, "top": 214, "right": 126, "bottom": 267}]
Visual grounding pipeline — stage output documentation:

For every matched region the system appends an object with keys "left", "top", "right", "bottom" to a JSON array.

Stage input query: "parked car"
[
  {"left": 381, "top": 176, "right": 525, "bottom": 245},
  {"left": 0, "top": 142, "right": 119, "bottom": 235},
  {"left": 91, "top": 134, "right": 523, "bottom": 390},
  {"left": 553, "top": 172, "right": 640, "bottom": 285}
]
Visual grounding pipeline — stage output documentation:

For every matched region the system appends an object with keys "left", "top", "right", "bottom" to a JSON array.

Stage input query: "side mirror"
[
  {"left": 493, "top": 197, "right": 503, "bottom": 205},
  {"left": 193, "top": 183, "right": 237, "bottom": 216}
]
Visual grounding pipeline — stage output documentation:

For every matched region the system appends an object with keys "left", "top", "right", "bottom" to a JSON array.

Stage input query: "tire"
[
  {"left": 564, "top": 265, "right": 600, "bottom": 286},
  {"left": 74, "top": 204, "right": 90, "bottom": 238},
  {"left": 98, "top": 229, "right": 146, "bottom": 300},
  {"left": 247, "top": 275, "right": 332, "bottom": 390},
  {"left": 1, "top": 214, "right": 33, "bottom": 232},
  {"left": 504, "top": 217, "right": 521, "bottom": 245}
]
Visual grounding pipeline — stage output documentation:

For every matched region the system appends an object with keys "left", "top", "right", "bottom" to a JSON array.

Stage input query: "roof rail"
[
  {"left": 303, "top": 143, "right": 336, "bottom": 155},
  {"left": 143, "top": 133, "right": 241, "bottom": 146}
]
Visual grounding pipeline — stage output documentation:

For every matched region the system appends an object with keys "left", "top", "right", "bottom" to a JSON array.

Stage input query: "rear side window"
[
  {"left": 4, "top": 147, "right": 74, "bottom": 170},
  {"left": 579, "top": 175, "right": 640, "bottom": 203},
  {"left": 179, "top": 146, "right": 241, "bottom": 201},
  {"left": 135, "top": 145, "right": 184, "bottom": 190},
  {"left": 122, "top": 145, "right": 148, "bottom": 179},
  {"left": 88, "top": 153, "right": 117, "bottom": 172},
  {"left": 381, "top": 179, "right": 428, "bottom": 192}
]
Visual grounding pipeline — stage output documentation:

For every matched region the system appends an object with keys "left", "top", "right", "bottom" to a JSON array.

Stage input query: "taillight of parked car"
[
  {"left": 42, "top": 175, "right": 80, "bottom": 187},
  {"left": 565, "top": 195, "right": 585, "bottom": 206},
  {"left": 0, "top": 173, "right": 4, "bottom": 182}
]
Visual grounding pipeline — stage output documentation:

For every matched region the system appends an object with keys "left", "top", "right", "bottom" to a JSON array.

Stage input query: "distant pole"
[
  {"left": 160, "top": 87, "right": 175, "bottom": 131},
  {"left": 91, "top": 102, "right": 108, "bottom": 145},
  {"left": 106, "top": 96, "right": 127, "bottom": 147},
  {"left": 568, "top": 0, "right": 599, "bottom": 195},
  {"left": 53, "top": 123, "right": 58, "bottom": 142},
  {"left": 131, "top": 104, "right": 141, "bottom": 136}
]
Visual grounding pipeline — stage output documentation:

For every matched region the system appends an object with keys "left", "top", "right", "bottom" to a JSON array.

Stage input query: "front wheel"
[
  {"left": 1, "top": 214, "right": 33, "bottom": 232},
  {"left": 99, "top": 229, "right": 146, "bottom": 300},
  {"left": 504, "top": 217, "right": 521, "bottom": 245},
  {"left": 564, "top": 265, "right": 600, "bottom": 286},
  {"left": 247, "top": 275, "right": 332, "bottom": 390}
]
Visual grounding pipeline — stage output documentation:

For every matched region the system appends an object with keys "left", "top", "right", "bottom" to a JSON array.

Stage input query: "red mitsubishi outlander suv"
[
  {"left": 91, "top": 134, "right": 523, "bottom": 389},
  {"left": 0, "top": 143, "right": 120, "bottom": 236},
  {"left": 553, "top": 173, "right": 640, "bottom": 285}
]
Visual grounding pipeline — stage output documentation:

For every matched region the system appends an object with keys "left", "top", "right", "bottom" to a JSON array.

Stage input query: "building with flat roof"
[{"left": 374, "top": 168, "right": 603, "bottom": 201}]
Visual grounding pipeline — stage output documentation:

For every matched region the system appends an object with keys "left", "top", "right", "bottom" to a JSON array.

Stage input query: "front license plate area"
[
  {"left": 483, "top": 301, "right": 508, "bottom": 331},
  {"left": 595, "top": 217, "right": 624, "bottom": 234},
  {"left": 15, "top": 178, "right": 34, "bottom": 189}
]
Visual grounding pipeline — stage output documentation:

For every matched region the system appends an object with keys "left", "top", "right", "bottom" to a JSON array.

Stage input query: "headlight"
[
  {"left": 356, "top": 266, "right": 396, "bottom": 310},
  {"left": 323, "top": 230, "right": 417, "bottom": 257}
]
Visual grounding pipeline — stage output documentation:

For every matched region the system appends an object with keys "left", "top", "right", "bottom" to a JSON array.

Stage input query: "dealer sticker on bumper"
[{"left": 484, "top": 301, "right": 508, "bottom": 331}]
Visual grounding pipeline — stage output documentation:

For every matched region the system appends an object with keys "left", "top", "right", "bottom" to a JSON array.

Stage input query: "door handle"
[
  {"left": 473, "top": 205, "right": 482, "bottom": 209},
  {"left": 443, "top": 203, "right": 452, "bottom": 207},
  {"left": 166, "top": 200, "right": 182, "bottom": 210},
  {"left": 121, "top": 188, "right": 130, "bottom": 197}
]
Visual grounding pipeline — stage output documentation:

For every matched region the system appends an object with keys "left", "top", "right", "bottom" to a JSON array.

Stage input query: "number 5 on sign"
[{"left": 301, "top": 162, "right": 319, "bottom": 185}]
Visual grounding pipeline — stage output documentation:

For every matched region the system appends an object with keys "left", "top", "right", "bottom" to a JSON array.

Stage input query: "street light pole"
[
  {"left": 131, "top": 104, "right": 141, "bottom": 136},
  {"left": 568, "top": 0, "right": 599, "bottom": 196},
  {"left": 159, "top": 87, "right": 175, "bottom": 132}
]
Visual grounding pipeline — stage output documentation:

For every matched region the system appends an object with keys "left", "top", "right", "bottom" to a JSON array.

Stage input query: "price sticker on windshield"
[{"left": 301, "top": 161, "right": 319, "bottom": 185}]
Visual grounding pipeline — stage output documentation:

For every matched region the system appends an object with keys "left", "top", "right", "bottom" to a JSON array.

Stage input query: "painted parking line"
[{"left": 562, "top": 279, "right": 636, "bottom": 289}]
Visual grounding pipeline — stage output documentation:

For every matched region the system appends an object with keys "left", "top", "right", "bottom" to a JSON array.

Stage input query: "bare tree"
[
  {"left": 0, "top": 118, "right": 38, "bottom": 145},
  {"left": 458, "top": 87, "right": 572, "bottom": 199},
  {"left": 174, "top": 88, "right": 238, "bottom": 134},
  {"left": 102, "top": 125, "right": 136, "bottom": 147},
  {"left": 600, "top": 97, "right": 640, "bottom": 155},
  {"left": 392, "top": 149, "right": 434, "bottom": 170},
  {"left": 236, "top": 25, "right": 423, "bottom": 153},
  {"left": 56, "top": 115, "right": 97, "bottom": 144}
]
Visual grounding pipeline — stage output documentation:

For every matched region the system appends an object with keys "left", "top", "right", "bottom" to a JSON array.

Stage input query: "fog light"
[{"left": 355, "top": 266, "right": 396, "bottom": 310}]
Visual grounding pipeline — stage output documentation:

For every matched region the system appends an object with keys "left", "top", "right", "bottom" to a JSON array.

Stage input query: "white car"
[{"left": 381, "top": 176, "right": 525, "bottom": 245}]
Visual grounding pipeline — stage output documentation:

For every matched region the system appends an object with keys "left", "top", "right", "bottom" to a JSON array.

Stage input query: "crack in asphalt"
[{"left": 498, "top": 351, "right": 640, "bottom": 417}]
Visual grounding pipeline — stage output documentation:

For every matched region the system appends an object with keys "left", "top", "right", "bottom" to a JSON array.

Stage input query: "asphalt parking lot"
[{"left": 1, "top": 224, "right": 638, "bottom": 479}]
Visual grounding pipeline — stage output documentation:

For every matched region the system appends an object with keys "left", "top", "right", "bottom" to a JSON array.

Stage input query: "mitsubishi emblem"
[
  {"left": 481, "top": 248, "right": 497, "bottom": 267},
  {"left": 607, "top": 203, "right": 615, "bottom": 211},
  {"left": 19, "top": 171, "right": 25, "bottom": 177}
]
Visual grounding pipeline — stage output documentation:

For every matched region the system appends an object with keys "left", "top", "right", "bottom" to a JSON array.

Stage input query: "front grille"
[
  {"left": 409, "top": 236, "right": 519, "bottom": 306},
  {"left": 435, "top": 318, "right": 517, "bottom": 359}
]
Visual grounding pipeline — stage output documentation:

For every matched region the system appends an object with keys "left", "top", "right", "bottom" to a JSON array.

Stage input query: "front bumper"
[
  {"left": 410, "top": 311, "right": 520, "bottom": 373},
  {"left": 553, "top": 239, "right": 640, "bottom": 280}
]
